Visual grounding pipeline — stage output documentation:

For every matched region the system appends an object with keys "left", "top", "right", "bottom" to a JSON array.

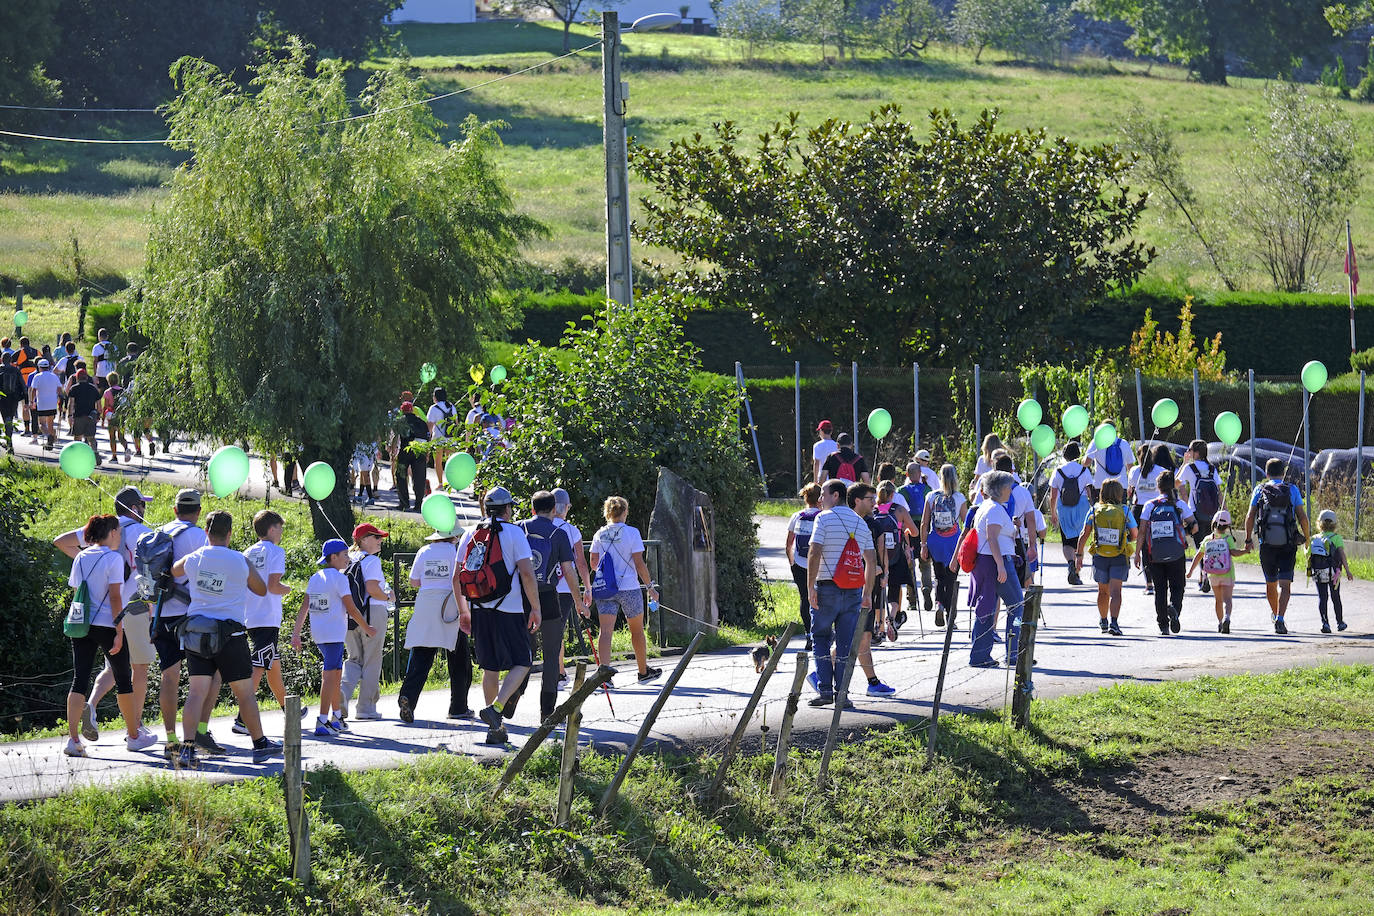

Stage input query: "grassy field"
[
  {"left": 3, "top": 663, "right": 1372, "bottom": 913},
  {"left": 6, "top": 21, "right": 1374, "bottom": 298}
]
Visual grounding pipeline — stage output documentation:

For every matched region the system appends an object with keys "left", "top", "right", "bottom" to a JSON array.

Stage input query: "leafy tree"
[
  {"left": 1234, "top": 82, "right": 1361, "bottom": 292},
  {"left": 0, "top": 0, "right": 60, "bottom": 108},
  {"left": 951, "top": 0, "right": 1070, "bottom": 63},
  {"left": 631, "top": 105, "right": 1154, "bottom": 366},
  {"left": 1128, "top": 296, "right": 1227, "bottom": 380},
  {"left": 1081, "top": 0, "right": 1334, "bottom": 85},
  {"left": 128, "top": 41, "right": 541, "bottom": 539},
  {"left": 497, "top": 0, "right": 618, "bottom": 53},
  {"left": 719, "top": 0, "right": 789, "bottom": 60},
  {"left": 874, "top": 0, "right": 944, "bottom": 60},
  {"left": 470, "top": 296, "right": 763, "bottom": 623}
]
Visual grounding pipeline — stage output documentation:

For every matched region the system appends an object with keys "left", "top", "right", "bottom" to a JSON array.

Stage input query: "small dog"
[{"left": 751, "top": 635, "right": 780, "bottom": 672}]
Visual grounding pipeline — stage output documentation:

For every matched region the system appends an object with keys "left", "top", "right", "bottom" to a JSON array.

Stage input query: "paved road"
[{"left": 4, "top": 511, "right": 1371, "bottom": 801}]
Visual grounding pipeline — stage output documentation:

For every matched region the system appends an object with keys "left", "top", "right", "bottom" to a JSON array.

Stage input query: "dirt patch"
[{"left": 1019, "top": 728, "right": 1374, "bottom": 836}]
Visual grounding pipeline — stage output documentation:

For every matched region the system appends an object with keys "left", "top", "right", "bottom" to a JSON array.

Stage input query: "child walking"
[
  {"left": 1308, "top": 509, "right": 1353, "bottom": 633},
  {"left": 291, "top": 539, "right": 374, "bottom": 737},
  {"left": 1187, "top": 510, "right": 1248, "bottom": 633}
]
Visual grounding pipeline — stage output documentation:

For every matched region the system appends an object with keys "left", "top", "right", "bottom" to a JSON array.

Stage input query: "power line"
[
  {"left": 0, "top": 103, "right": 160, "bottom": 113},
  {"left": 0, "top": 40, "right": 603, "bottom": 146}
]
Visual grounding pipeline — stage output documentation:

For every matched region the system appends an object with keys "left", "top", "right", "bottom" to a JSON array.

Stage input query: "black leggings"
[
  {"left": 399, "top": 633, "right": 473, "bottom": 714},
  {"left": 507, "top": 600, "right": 567, "bottom": 721},
  {"left": 933, "top": 561, "right": 959, "bottom": 615},
  {"left": 790, "top": 563, "right": 813, "bottom": 634},
  {"left": 1149, "top": 560, "right": 1186, "bottom": 629},
  {"left": 70, "top": 626, "right": 133, "bottom": 697},
  {"left": 1317, "top": 579, "right": 1346, "bottom": 623}
]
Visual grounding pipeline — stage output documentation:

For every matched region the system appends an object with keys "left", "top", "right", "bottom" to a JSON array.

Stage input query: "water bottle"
[{"left": 648, "top": 598, "right": 659, "bottom": 614}]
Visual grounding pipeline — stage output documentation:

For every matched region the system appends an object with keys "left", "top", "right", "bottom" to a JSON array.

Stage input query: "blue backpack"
[
  {"left": 1102, "top": 440, "right": 1125, "bottom": 476},
  {"left": 591, "top": 529, "right": 622, "bottom": 600}
]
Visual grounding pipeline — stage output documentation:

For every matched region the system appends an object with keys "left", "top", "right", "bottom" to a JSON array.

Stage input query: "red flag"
[{"left": 1346, "top": 235, "right": 1359, "bottom": 295}]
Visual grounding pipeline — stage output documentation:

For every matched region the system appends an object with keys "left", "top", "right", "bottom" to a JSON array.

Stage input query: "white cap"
[{"left": 915, "top": 449, "right": 932, "bottom": 461}]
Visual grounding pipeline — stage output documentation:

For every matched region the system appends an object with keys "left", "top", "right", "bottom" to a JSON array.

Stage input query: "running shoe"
[
  {"left": 1067, "top": 569, "right": 1082, "bottom": 585},
  {"left": 163, "top": 740, "right": 182, "bottom": 761},
  {"left": 126, "top": 731, "right": 158, "bottom": 752},
  {"left": 231, "top": 714, "right": 249, "bottom": 736},
  {"left": 63, "top": 738, "right": 86, "bottom": 758},
  {"left": 1321, "top": 623, "right": 1332, "bottom": 634},
  {"left": 1145, "top": 585, "right": 1154, "bottom": 596},
  {"left": 872, "top": 631, "right": 885, "bottom": 646},
  {"left": 478, "top": 705, "right": 503, "bottom": 730},
  {"left": 1108, "top": 622, "right": 1123, "bottom": 636},
  {"left": 1275, "top": 619, "right": 1288, "bottom": 635},
  {"left": 1221, "top": 619, "right": 1231, "bottom": 634},
  {"left": 1099, "top": 619, "right": 1109, "bottom": 633},
  {"left": 353, "top": 710, "right": 383, "bottom": 720},
  {"left": 194, "top": 731, "right": 226, "bottom": 755},
  {"left": 970, "top": 658, "right": 1000, "bottom": 669},
  {"left": 398, "top": 695, "right": 414, "bottom": 724},
  {"left": 637, "top": 667, "right": 663, "bottom": 683},
  {"left": 1158, "top": 626, "right": 1170, "bottom": 636},
  {"left": 1338, "top": 621, "right": 1348, "bottom": 631},
  {"left": 1169, "top": 612, "right": 1181, "bottom": 634},
  {"left": 934, "top": 607, "right": 946, "bottom": 628},
  {"left": 807, "top": 672, "right": 821, "bottom": 694},
  {"left": 866, "top": 681, "right": 896, "bottom": 696},
  {"left": 329, "top": 716, "right": 350, "bottom": 733},
  {"left": 314, "top": 721, "right": 333, "bottom": 737},
  {"left": 252, "top": 739, "right": 283, "bottom": 764},
  {"left": 484, "top": 726, "right": 509, "bottom": 745},
  {"left": 80, "top": 703, "right": 99, "bottom": 742},
  {"left": 176, "top": 744, "right": 199, "bottom": 769},
  {"left": 808, "top": 694, "right": 835, "bottom": 707},
  {"left": 447, "top": 708, "right": 474, "bottom": 720}
]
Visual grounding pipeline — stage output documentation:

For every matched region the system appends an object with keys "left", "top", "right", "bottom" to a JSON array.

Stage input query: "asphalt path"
[{"left": 3, "top": 441, "right": 1372, "bottom": 801}]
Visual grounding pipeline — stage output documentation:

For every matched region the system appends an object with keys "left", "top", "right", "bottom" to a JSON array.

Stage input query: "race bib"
[
  {"left": 67, "top": 599, "right": 86, "bottom": 624},
  {"left": 884, "top": 532, "right": 896, "bottom": 550},
  {"left": 933, "top": 510, "right": 955, "bottom": 530},
  {"left": 796, "top": 518, "right": 814, "bottom": 538},
  {"left": 248, "top": 551, "right": 266, "bottom": 570},
  {"left": 1097, "top": 527, "right": 1121, "bottom": 547},
  {"left": 423, "top": 558, "right": 451, "bottom": 581},
  {"left": 308, "top": 593, "right": 331, "bottom": 615},
  {"left": 1150, "top": 520, "right": 1175, "bottom": 540},
  {"left": 195, "top": 568, "right": 227, "bottom": 596}
]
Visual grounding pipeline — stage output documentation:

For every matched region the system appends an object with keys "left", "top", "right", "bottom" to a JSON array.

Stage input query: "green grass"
[
  {"left": 7, "top": 22, "right": 1374, "bottom": 295},
  {"left": 3, "top": 663, "right": 1373, "bottom": 913},
  {"left": 754, "top": 498, "right": 802, "bottom": 517}
]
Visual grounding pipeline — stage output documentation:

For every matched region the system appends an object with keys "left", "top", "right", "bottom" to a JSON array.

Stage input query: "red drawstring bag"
[{"left": 957, "top": 528, "right": 980, "bottom": 573}]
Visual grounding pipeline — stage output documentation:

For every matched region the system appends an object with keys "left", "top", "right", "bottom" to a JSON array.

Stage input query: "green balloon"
[
  {"left": 867, "top": 407, "right": 892, "bottom": 439},
  {"left": 1092, "top": 422, "right": 1117, "bottom": 452},
  {"left": 1151, "top": 398, "right": 1179, "bottom": 429},
  {"left": 420, "top": 362, "right": 437, "bottom": 384},
  {"left": 1062, "top": 404, "right": 1090, "bottom": 438},
  {"left": 207, "top": 445, "right": 249, "bottom": 497},
  {"left": 490, "top": 364, "right": 507, "bottom": 384},
  {"left": 1301, "top": 359, "right": 1328, "bottom": 394},
  {"left": 1030, "top": 424, "right": 1055, "bottom": 458},
  {"left": 59, "top": 441, "right": 96, "bottom": 480},
  {"left": 421, "top": 493, "right": 457, "bottom": 534},
  {"left": 1016, "top": 399, "right": 1043, "bottom": 432},
  {"left": 445, "top": 452, "right": 477, "bottom": 491},
  {"left": 12, "top": 310, "right": 27, "bottom": 327},
  {"left": 303, "top": 461, "right": 336, "bottom": 501},
  {"left": 1214, "top": 411, "right": 1243, "bottom": 446}
]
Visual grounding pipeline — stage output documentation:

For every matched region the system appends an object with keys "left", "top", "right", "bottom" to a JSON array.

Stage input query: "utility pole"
[{"left": 603, "top": 12, "right": 633, "bottom": 310}]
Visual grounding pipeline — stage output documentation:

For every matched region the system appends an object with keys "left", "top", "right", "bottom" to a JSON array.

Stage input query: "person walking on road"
[
  {"left": 589, "top": 496, "right": 662, "bottom": 686},
  {"left": 806, "top": 480, "right": 876, "bottom": 706},
  {"left": 1075, "top": 480, "right": 1136, "bottom": 636},
  {"left": 821, "top": 433, "right": 870, "bottom": 485},
  {"left": 237, "top": 510, "right": 296, "bottom": 735},
  {"left": 1187, "top": 510, "right": 1246, "bottom": 633},
  {"left": 341, "top": 524, "right": 394, "bottom": 720},
  {"left": 292, "top": 539, "right": 375, "bottom": 737},
  {"left": 1126, "top": 442, "right": 1162, "bottom": 595},
  {"left": 394, "top": 400, "right": 431, "bottom": 511},
  {"left": 399, "top": 528, "right": 471, "bottom": 723},
  {"left": 151, "top": 489, "right": 210, "bottom": 758},
  {"left": 1245, "top": 458, "right": 1310, "bottom": 634},
  {"left": 1178, "top": 440, "right": 1224, "bottom": 594},
  {"left": 967, "top": 472, "right": 1025, "bottom": 668},
  {"left": 0, "top": 351, "right": 23, "bottom": 452},
  {"left": 27, "top": 358, "right": 60, "bottom": 449},
  {"left": 551, "top": 488, "right": 593, "bottom": 680},
  {"left": 1049, "top": 442, "right": 1091, "bottom": 585},
  {"left": 785, "top": 483, "right": 824, "bottom": 650},
  {"left": 900, "top": 455, "right": 938, "bottom": 613},
  {"left": 922, "top": 463, "right": 966, "bottom": 629},
  {"left": 510, "top": 491, "right": 582, "bottom": 724},
  {"left": 1138, "top": 471, "right": 1196, "bottom": 636},
  {"left": 1307, "top": 509, "right": 1353, "bottom": 633},
  {"left": 1085, "top": 420, "right": 1133, "bottom": 503},
  {"left": 812, "top": 420, "right": 838, "bottom": 483}
]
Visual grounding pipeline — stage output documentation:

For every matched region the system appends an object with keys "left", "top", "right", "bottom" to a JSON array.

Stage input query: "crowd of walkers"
[{"left": 790, "top": 420, "right": 1354, "bottom": 694}]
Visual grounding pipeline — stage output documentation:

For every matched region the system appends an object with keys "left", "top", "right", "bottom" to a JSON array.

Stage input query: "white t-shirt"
[
  {"left": 1127, "top": 465, "right": 1165, "bottom": 507},
  {"left": 181, "top": 545, "right": 252, "bottom": 623},
  {"left": 116, "top": 517, "right": 151, "bottom": 604},
  {"left": 306, "top": 567, "right": 353, "bottom": 644},
  {"left": 243, "top": 540, "right": 287, "bottom": 628},
  {"left": 809, "top": 506, "right": 875, "bottom": 583},
  {"left": 913, "top": 466, "right": 941, "bottom": 492},
  {"left": 553, "top": 518, "right": 583, "bottom": 595},
  {"left": 161, "top": 521, "right": 209, "bottom": 618},
  {"left": 974, "top": 501, "right": 1016, "bottom": 557},
  {"left": 92, "top": 341, "right": 116, "bottom": 379},
  {"left": 813, "top": 438, "right": 838, "bottom": 470},
  {"left": 974, "top": 455, "right": 993, "bottom": 478},
  {"left": 410, "top": 541, "right": 457, "bottom": 592},
  {"left": 69, "top": 546, "right": 125, "bottom": 628},
  {"left": 1051, "top": 462, "right": 1090, "bottom": 500},
  {"left": 456, "top": 521, "right": 533, "bottom": 613},
  {"left": 1177, "top": 459, "right": 1216, "bottom": 514},
  {"left": 590, "top": 521, "right": 647, "bottom": 594},
  {"left": 1087, "top": 439, "right": 1134, "bottom": 489},
  {"left": 465, "top": 406, "right": 484, "bottom": 425},
  {"left": 28, "top": 370, "right": 60, "bottom": 410},
  {"left": 427, "top": 402, "right": 458, "bottom": 440},
  {"left": 348, "top": 549, "right": 389, "bottom": 610}
]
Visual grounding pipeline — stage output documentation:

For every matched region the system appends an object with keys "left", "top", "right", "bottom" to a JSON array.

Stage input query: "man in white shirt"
[
  {"left": 341, "top": 523, "right": 395, "bottom": 720},
  {"left": 151, "top": 489, "right": 212, "bottom": 756},
  {"left": 27, "top": 359, "right": 60, "bottom": 449},
  {"left": 806, "top": 480, "right": 876, "bottom": 708},
  {"left": 426, "top": 386, "right": 459, "bottom": 492},
  {"left": 812, "top": 419, "right": 838, "bottom": 483},
  {"left": 455, "top": 486, "right": 542, "bottom": 745},
  {"left": 91, "top": 328, "right": 116, "bottom": 381}
]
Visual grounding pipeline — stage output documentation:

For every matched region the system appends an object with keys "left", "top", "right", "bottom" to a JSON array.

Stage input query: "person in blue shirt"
[{"left": 1243, "top": 458, "right": 1310, "bottom": 634}]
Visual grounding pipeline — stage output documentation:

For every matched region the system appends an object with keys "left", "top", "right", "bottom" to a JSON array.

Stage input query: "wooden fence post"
[
  {"left": 817, "top": 611, "right": 866, "bottom": 788},
  {"left": 1011, "top": 586, "right": 1042, "bottom": 730},
  {"left": 492, "top": 665, "right": 615, "bottom": 798},
  {"left": 926, "top": 602, "right": 958, "bottom": 763},
  {"left": 708, "top": 622, "right": 797, "bottom": 802},
  {"left": 769, "top": 652, "right": 810, "bottom": 798},
  {"left": 555, "top": 662, "right": 587, "bottom": 826},
  {"left": 599, "top": 632, "right": 705, "bottom": 815},
  {"left": 284, "top": 694, "right": 310, "bottom": 886}
]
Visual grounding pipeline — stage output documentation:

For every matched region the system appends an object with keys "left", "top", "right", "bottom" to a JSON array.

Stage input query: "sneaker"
[
  {"left": 1169, "top": 612, "right": 1181, "bottom": 634},
  {"left": 1200, "top": 578, "right": 1211, "bottom": 593},
  {"left": 866, "top": 681, "right": 896, "bottom": 696},
  {"left": 923, "top": 591, "right": 933, "bottom": 612},
  {"left": 1338, "top": 621, "right": 1348, "bottom": 631},
  {"left": 126, "top": 731, "right": 158, "bottom": 752},
  {"left": 1218, "top": 622, "right": 1225, "bottom": 633},
  {"left": 1108, "top": 622, "right": 1123, "bottom": 636},
  {"left": 194, "top": 732, "right": 226, "bottom": 755},
  {"left": 1275, "top": 619, "right": 1288, "bottom": 635},
  {"left": 314, "top": 721, "right": 333, "bottom": 737},
  {"left": 353, "top": 711, "right": 383, "bottom": 720},
  {"left": 137, "top": 725, "right": 156, "bottom": 741},
  {"left": 176, "top": 744, "right": 199, "bottom": 769},
  {"left": 803, "top": 637, "right": 813, "bottom": 651},
  {"left": 398, "top": 695, "right": 414, "bottom": 724},
  {"left": 1159, "top": 626, "right": 1170, "bottom": 636},
  {"left": 231, "top": 714, "right": 249, "bottom": 736},
  {"left": 63, "top": 738, "right": 86, "bottom": 758},
  {"left": 484, "top": 725, "right": 509, "bottom": 746},
  {"left": 1321, "top": 623, "right": 1332, "bottom": 634},
  {"left": 252, "top": 739, "right": 283, "bottom": 764},
  {"left": 80, "top": 703, "right": 99, "bottom": 742},
  {"left": 894, "top": 609, "right": 908, "bottom": 630},
  {"left": 970, "top": 658, "right": 1000, "bottom": 669},
  {"left": 1145, "top": 585, "right": 1154, "bottom": 596},
  {"left": 447, "top": 708, "right": 474, "bottom": 720},
  {"left": 163, "top": 740, "right": 182, "bottom": 761},
  {"left": 637, "top": 667, "right": 663, "bottom": 683},
  {"left": 329, "top": 717, "right": 350, "bottom": 733},
  {"left": 871, "top": 631, "right": 885, "bottom": 646},
  {"left": 808, "top": 694, "right": 835, "bottom": 707},
  {"left": 1066, "top": 569, "right": 1082, "bottom": 586},
  {"left": 478, "top": 705, "right": 503, "bottom": 730},
  {"left": 807, "top": 672, "right": 821, "bottom": 694},
  {"left": 935, "top": 607, "right": 946, "bottom": 628},
  {"left": 1221, "top": 619, "right": 1231, "bottom": 634},
  {"left": 1099, "top": 619, "right": 1109, "bottom": 633}
]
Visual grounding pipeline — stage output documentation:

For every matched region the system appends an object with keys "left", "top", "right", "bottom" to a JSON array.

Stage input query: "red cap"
[
  {"left": 817, "top": 419, "right": 832, "bottom": 432},
  {"left": 401, "top": 400, "right": 414, "bottom": 412},
  {"left": 400, "top": 390, "right": 413, "bottom": 401},
  {"left": 76, "top": 368, "right": 89, "bottom": 380},
  {"left": 352, "top": 523, "right": 389, "bottom": 541}
]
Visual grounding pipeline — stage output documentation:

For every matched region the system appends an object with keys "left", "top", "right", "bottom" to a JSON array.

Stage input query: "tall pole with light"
[{"left": 602, "top": 12, "right": 680, "bottom": 310}]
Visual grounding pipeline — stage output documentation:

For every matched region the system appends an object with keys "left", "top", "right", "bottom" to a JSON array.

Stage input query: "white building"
[{"left": 390, "top": 0, "right": 477, "bottom": 23}]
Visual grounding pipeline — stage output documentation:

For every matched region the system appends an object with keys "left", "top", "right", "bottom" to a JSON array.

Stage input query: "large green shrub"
[{"left": 473, "top": 295, "right": 763, "bottom": 624}]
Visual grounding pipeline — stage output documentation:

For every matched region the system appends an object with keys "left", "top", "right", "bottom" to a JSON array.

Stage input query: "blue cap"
[{"left": 317, "top": 538, "right": 348, "bottom": 566}]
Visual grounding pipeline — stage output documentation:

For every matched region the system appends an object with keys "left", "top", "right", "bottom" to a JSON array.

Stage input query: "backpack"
[
  {"left": 1144, "top": 499, "right": 1186, "bottom": 564},
  {"left": 1192, "top": 462, "right": 1222, "bottom": 518},
  {"left": 957, "top": 527, "right": 980, "bottom": 572},
  {"left": 590, "top": 528, "right": 623, "bottom": 600},
  {"left": 874, "top": 508, "right": 902, "bottom": 554},
  {"left": 833, "top": 451, "right": 860, "bottom": 483},
  {"left": 1102, "top": 440, "right": 1125, "bottom": 477},
  {"left": 1090, "top": 503, "right": 1130, "bottom": 558},
  {"left": 1309, "top": 534, "right": 1336, "bottom": 582},
  {"left": 458, "top": 519, "right": 514, "bottom": 607},
  {"left": 344, "top": 556, "right": 373, "bottom": 630},
  {"left": 1059, "top": 464, "right": 1085, "bottom": 508},
  {"left": 899, "top": 481, "right": 930, "bottom": 516},
  {"left": 831, "top": 526, "right": 866, "bottom": 588},
  {"left": 135, "top": 521, "right": 191, "bottom": 604},
  {"left": 793, "top": 507, "right": 822, "bottom": 558},
  {"left": 521, "top": 521, "right": 562, "bottom": 594},
  {"left": 0, "top": 365, "right": 24, "bottom": 402},
  {"left": 435, "top": 402, "right": 459, "bottom": 438},
  {"left": 931, "top": 492, "right": 959, "bottom": 535},
  {"left": 1257, "top": 481, "right": 1301, "bottom": 548},
  {"left": 1201, "top": 536, "right": 1232, "bottom": 575}
]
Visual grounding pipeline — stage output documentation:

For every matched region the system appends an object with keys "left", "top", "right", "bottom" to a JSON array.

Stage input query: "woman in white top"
[
  {"left": 64, "top": 515, "right": 155, "bottom": 757},
  {"left": 1126, "top": 444, "right": 1176, "bottom": 595},
  {"left": 966, "top": 472, "right": 1025, "bottom": 669},
  {"left": 973, "top": 433, "right": 1005, "bottom": 478},
  {"left": 785, "top": 483, "right": 824, "bottom": 650},
  {"left": 398, "top": 529, "right": 471, "bottom": 723},
  {"left": 426, "top": 386, "right": 459, "bottom": 491},
  {"left": 589, "top": 496, "right": 661, "bottom": 685}
]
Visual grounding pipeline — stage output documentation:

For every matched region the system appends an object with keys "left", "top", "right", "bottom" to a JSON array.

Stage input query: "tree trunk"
[
  {"left": 1192, "top": 31, "right": 1227, "bottom": 85},
  {"left": 562, "top": 18, "right": 572, "bottom": 54},
  {"left": 301, "top": 444, "right": 357, "bottom": 544}
]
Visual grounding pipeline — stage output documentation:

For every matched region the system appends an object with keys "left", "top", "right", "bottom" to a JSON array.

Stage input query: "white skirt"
[{"left": 404, "top": 588, "right": 461, "bottom": 650}]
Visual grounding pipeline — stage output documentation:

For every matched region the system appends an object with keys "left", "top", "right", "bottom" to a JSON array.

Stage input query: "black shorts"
[
  {"left": 185, "top": 628, "right": 253, "bottom": 683},
  {"left": 887, "top": 560, "right": 913, "bottom": 590},
  {"left": 1060, "top": 532, "right": 1080, "bottom": 549},
  {"left": 472, "top": 608, "right": 532, "bottom": 672},
  {"left": 36, "top": 408, "right": 57, "bottom": 418},
  {"left": 249, "top": 626, "right": 280, "bottom": 669},
  {"left": 153, "top": 615, "right": 186, "bottom": 670},
  {"left": 1259, "top": 544, "right": 1299, "bottom": 583}
]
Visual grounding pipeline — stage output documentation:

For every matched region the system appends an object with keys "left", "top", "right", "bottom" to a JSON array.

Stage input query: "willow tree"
[{"left": 130, "top": 40, "right": 541, "bottom": 538}]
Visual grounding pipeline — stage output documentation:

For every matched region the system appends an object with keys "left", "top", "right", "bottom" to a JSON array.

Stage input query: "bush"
[
  {"left": 1352, "top": 347, "right": 1374, "bottom": 373},
  {"left": 1128, "top": 295, "right": 1227, "bottom": 381}
]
